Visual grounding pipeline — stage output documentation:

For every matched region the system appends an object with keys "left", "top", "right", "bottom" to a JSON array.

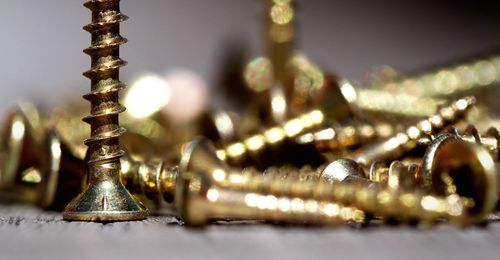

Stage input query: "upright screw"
[
  {"left": 350, "top": 96, "right": 476, "bottom": 166},
  {"left": 63, "top": 0, "right": 147, "bottom": 221}
]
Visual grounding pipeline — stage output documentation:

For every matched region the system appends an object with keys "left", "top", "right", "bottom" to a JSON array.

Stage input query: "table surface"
[{"left": 1, "top": 205, "right": 499, "bottom": 260}]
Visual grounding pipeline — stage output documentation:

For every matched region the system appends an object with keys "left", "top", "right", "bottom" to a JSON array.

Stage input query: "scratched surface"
[{"left": 0, "top": 205, "right": 499, "bottom": 260}]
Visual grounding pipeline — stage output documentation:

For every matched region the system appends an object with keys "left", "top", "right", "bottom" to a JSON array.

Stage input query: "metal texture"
[
  {"left": 176, "top": 151, "right": 478, "bottom": 226},
  {"left": 63, "top": 0, "right": 147, "bottom": 222},
  {"left": 372, "top": 52, "right": 500, "bottom": 98},
  {"left": 350, "top": 96, "right": 476, "bottom": 166},
  {"left": 422, "top": 134, "right": 499, "bottom": 214}
]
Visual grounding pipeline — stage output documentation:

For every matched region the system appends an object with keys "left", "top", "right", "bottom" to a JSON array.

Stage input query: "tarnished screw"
[
  {"left": 63, "top": 0, "right": 147, "bottom": 221},
  {"left": 350, "top": 96, "right": 476, "bottom": 166}
]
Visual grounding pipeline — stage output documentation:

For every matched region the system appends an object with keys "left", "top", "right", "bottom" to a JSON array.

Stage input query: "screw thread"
[
  {"left": 120, "top": 157, "right": 178, "bottom": 204},
  {"left": 218, "top": 170, "right": 473, "bottom": 225},
  {"left": 182, "top": 171, "right": 365, "bottom": 226},
  {"left": 451, "top": 125, "right": 499, "bottom": 160},
  {"left": 367, "top": 161, "right": 422, "bottom": 187},
  {"left": 351, "top": 96, "right": 476, "bottom": 165},
  {"left": 82, "top": 0, "right": 128, "bottom": 176},
  {"left": 218, "top": 109, "right": 325, "bottom": 163},
  {"left": 376, "top": 53, "right": 500, "bottom": 97},
  {"left": 296, "top": 121, "right": 378, "bottom": 153},
  {"left": 355, "top": 89, "right": 447, "bottom": 118}
]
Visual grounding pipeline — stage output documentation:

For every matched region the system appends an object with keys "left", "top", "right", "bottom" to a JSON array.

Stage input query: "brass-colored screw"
[
  {"left": 418, "top": 125, "right": 499, "bottom": 161},
  {"left": 0, "top": 112, "right": 165, "bottom": 211},
  {"left": 371, "top": 52, "right": 500, "bottom": 98},
  {"left": 350, "top": 96, "right": 476, "bottom": 166},
  {"left": 324, "top": 134, "right": 498, "bottom": 223},
  {"left": 63, "top": 0, "right": 147, "bottom": 221},
  {"left": 265, "top": 0, "right": 296, "bottom": 120},
  {"left": 176, "top": 154, "right": 478, "bottom": 226},
  {"left": 217, "top": 109, "right": 326, "bottom": 166},
  {"left": 295, "top": 121, "right": 379, "bottom": 155},
  {"left": 176, "top": 172, "right": 365, "bottom": 226},
  {"left": 171, "top": 139, "right": 364, "bottom": 226},
  {"left": 421, "top": 134, "right": 498, "bottom": 216},
  {"left": 0, "top": 106, "right": 83, "bottom": 210}
]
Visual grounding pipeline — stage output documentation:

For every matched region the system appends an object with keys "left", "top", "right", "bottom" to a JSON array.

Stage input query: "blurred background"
[{"left": 1, "top": 0, "right": 500, "bottom": 115}]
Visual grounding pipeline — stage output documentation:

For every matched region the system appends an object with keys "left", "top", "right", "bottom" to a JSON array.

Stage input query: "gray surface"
[{"left": 0, "top": 205, "right": 499, "bottom": 260}]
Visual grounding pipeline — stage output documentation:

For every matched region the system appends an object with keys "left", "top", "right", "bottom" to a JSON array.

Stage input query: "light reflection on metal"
[
  {"left": 162, "top": 69, "right": 209, "bottom": 124},
  {"left": 244, "top": 57, "right": 273, "bottom": 92},
  {"left": 125, "top": 74, "right": 171, "bottom": 119},
  {"left": 217, "top": 110, "right": 324, "bottom": 163},
  {"left": 350, "top": 97, "right": 476, "bottom": 166},
  {"left": 373, "top": 54, "right": 500, "bottom": 98}
]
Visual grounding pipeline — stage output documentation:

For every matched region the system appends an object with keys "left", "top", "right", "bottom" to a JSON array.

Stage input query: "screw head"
[
  {"left": 321, "top": 158, "right": 365, "bottom": 183},
  {"left": 422, "top": 133, "right": 498, "bottom": 224}
]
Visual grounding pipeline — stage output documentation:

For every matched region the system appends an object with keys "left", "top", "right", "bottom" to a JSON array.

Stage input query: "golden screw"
[
  {"left": 63, "top": 0, "right": 147, "bottom": 221},
  {"left": 421, "top": 133, "right": 499, "bottom": 211},
  {"left": 418, "top": 125, "right": 499, "bottom": 161},
  {"left": 217, "top": 109, "right": 326, "bottom": 166},
  {"left": 176, "top": 172, "right": 364, "bottom": 226},
  {"left": 295, "top": 121, "right": 379, "bottom": 155},
  {"left": 324, "top": 135, "right": 498, "bottom": 223},
  {"left": 177, "top": 152, "right": 485, "bottom": 226},
  {"left": 0, "top": 106, "right": 83, "bottom": 210},
  {"left": 371, "top": 52, "right": 500, "bottom": 98},
  {"left": 350, "top": 96, "right": 476, "bottom": 166}
]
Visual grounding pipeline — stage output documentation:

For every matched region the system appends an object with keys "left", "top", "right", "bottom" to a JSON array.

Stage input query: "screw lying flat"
[
  {"left": 421, "top": 134, "right": 499, "bottom": 213},
  {"left": 217, "top": 109, "right": 326, "bottom": 166},
  {"left": 324, "top": 135, "right": 498, "bottom": 224},
  {"left": 350, "top": 96, "right": 476, "bottom": 166},
  {"left": 63, "top": 0, "right": 147, "bottom": 222},
  {"left": 418, "top": 125, "right": 500, "bottom": 161},
  {"left": 371, "top": 52, "right": 500, "bottom": 98},
  {"left": 295, "top": 121, "right": 379, "bottom": 155},
  {"left": 176, "top": 154, "right": 474, "bottom": 226}
]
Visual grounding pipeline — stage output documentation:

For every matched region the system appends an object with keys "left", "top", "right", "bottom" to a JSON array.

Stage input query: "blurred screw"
[
  {"left": 371, "top": 52, "right": 500, "bottom": 98},
  {"left": 173, "top": 139, "right": 364, "bottom": 226},
  {"left": 63, "top": 0, "right": 147, "bottom": 222},
  {"left": 0, "top": 105, "right": 83, "bottom": 210},
  {"left": 295, "top": 121, "right": 379, "bottom": 155},
  {"left": 419, "top": 125, "right": 499, "bottom": 161},
  {"left": 421, "top": 134, "right": 498, "bottom": 218},
  {"left": 216, "top": 109, "right": 326, "bottom": 167},
  {"left": 350, "top": 96, "right": 476, "bottom": 166}
]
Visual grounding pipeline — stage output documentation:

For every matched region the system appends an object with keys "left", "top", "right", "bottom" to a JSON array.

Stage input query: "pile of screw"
[{"left": 1, "top": 0, "right": 500, "bottom": 228}]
